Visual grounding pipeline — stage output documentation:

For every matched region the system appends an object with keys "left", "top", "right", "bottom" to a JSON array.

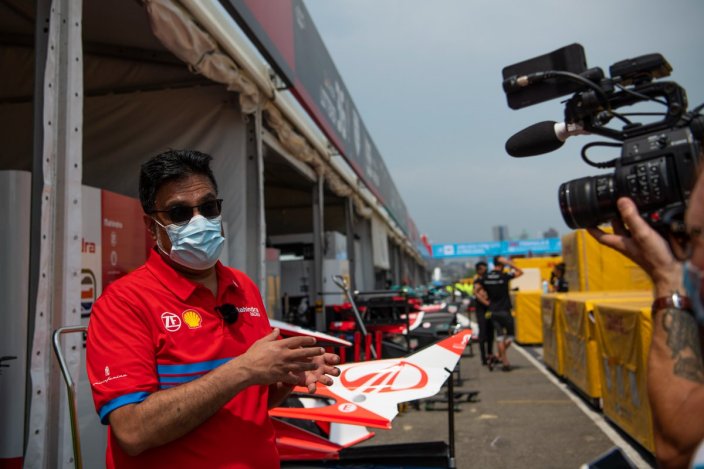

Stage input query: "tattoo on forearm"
[{"left": 662, "top": 308, "right": 704, "bottom": 383}]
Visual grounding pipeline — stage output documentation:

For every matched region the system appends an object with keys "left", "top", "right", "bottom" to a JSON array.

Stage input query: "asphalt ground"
[{"left": 355, "top": 343, "right": 657, "bottom": 469}]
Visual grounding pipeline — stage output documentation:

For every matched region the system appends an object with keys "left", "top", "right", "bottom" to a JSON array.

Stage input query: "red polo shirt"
[{"left": 86, "top": 249, "right": 278, "bottom": 468}]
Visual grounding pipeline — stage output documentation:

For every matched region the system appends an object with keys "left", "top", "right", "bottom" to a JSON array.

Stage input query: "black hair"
[
  {"left": 555, "top": 262, "right": 566, "bottom": 273},
  {"left": 493, "top": 255, "right": 503, "bottom": 265},
  {"left": 139, "top": 149, "right": 218, "bottom": 213},
  {"left": 475, "top": 261, "right": 487, "bottom": 270}
]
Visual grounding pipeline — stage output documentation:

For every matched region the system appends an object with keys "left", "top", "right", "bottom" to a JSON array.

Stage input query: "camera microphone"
[
  {"left": 215, "top": 304, "right": 239, "bottom": 324},
  {"left": 505, "top": 121, "right": 587, "bottom": 157}
]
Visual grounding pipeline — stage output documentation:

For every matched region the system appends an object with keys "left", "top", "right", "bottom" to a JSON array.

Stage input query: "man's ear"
[{"left": 143, "top": 214, "right": 157, "bottom": 241}]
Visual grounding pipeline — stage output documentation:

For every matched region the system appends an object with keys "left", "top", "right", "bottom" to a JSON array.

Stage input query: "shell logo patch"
[{"left": 182, "top": 309, "right": 202, "bottom": 329}]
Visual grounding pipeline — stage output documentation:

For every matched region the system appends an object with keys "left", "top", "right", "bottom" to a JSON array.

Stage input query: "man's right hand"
[
  {"left": 587, "top": 197, "right": 682, "bottom": 297},
  {"left": 234, "top": 329, "right": 325, "bottom": 386}
]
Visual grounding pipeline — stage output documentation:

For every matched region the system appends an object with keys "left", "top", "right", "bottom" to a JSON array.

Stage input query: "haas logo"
[
  {"left": 454, "top": 333, "right": 471, "bottom": 350},
  {"left": 340, "top": 361, "right": 428, "bottom": 394}
]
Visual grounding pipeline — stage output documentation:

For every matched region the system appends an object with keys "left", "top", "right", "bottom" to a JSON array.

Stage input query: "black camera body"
[
  {"left": 559, "top": 126, "right": 700, "bottom": 229},
  {"left": 502, "top": 43, "right": 704, "bottom": 230}
]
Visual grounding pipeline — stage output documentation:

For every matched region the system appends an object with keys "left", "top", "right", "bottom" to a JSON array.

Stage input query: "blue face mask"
[
  {"left": 682, "top": 261, "right": 704, "bottom": 326},
  {"left": 154, "top": 215, "right": 225, "bottom": 270}
]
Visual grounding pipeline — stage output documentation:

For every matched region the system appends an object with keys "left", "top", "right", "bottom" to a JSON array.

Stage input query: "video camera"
[{"left": 502, "top": 43, "right": 704, "bottom": 231}]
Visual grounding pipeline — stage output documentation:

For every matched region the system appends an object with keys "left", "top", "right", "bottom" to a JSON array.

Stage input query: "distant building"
[
  {"left": 492, "top": 225, "right": 509, "bottom": 241},
  {"left": 442, "top": 261, "right": 468, "bottom": 281},
  {"left": 543, "top": 227, "right": 559, "bottom": 239}
]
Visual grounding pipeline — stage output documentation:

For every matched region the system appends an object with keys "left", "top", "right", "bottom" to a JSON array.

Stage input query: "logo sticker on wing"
[
  {"left": 338, "top": 403, "right": 358, "bottom": 413},
  {"left": 455, "top": 332, "right": 471, "bottom": 350},
  {"left": 340, "top": 361, "right": 428, "bottom": 393}
]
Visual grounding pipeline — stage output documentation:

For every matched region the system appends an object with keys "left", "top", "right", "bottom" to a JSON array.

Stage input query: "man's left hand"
[{"left": 299, "top": 352, "right": 341, "bottom": 393}]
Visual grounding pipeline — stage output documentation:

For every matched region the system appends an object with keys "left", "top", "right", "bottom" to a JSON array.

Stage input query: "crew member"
[
  {"left": 476, "top": 256, "right": 523, "bottom": 371},
  {"left": 87, "top": 150, "right": 340, "bottom": 468},
  {"left": 472, "top": 262, "right": 494, "bottom": 368},
  {"left": 549, "top": 262, "right": 569, "bottom": 293}
]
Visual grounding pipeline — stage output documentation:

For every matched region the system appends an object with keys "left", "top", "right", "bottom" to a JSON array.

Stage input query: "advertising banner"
[
  {"left": 221, "top": 0, "right": 412, "bottom": 235},
  {"left": 82, "top": 186, "right": 102, "bottom": 325},
  {"left": 101, "top": 190, "right": 153, "bottom": 289},
  {"left": 431, "top": 238, "right": 561, "bottom": 258}
]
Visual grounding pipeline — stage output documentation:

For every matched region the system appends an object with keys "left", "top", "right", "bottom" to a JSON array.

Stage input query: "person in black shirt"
[
  {"left": 472, "top": 262, "right": 494, "bottom": 367},
  {"left": 549, "top": 262, "right": 569, "bottom": 293},
  {"left": 478, "top": 256, "right": 523, "bottom": 371}
]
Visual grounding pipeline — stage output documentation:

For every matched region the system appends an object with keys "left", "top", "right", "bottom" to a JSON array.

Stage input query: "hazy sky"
[{"left": 303, "top": 0, "right": 704, "bottom": 245}]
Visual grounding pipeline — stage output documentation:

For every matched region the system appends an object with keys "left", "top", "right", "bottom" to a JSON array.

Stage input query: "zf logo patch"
[{"left": 161, "top": 312, "right": 182, "bottom": 332}]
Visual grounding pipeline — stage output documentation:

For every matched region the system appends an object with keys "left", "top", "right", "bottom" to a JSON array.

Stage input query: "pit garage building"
[{"left": 0, "top": 0, "right": 429, "bottom": 466}]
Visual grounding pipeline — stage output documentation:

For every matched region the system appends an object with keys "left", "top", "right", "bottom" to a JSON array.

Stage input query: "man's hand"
[
  {"left": 265, "top": 340, "right": 341, "bottom": 408},
  {"left": 236, "top": 329, "right": 326, "bottom": 386},
  {"left": 587, "top": 197, "right": 682, "bottom": 297},
  {"left": 498, "top": 255, "right": 523, "bottom": 278},
  {"left": 300, "top": 352, "right": 341, "bottom": 393}
]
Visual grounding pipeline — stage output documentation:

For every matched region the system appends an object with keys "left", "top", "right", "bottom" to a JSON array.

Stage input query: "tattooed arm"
[
  {"left": 589, "top": 196, "right": 704, "bottom": 468},
  {"left": 648, "top": 308, "right": 704, "bottom": 468}
]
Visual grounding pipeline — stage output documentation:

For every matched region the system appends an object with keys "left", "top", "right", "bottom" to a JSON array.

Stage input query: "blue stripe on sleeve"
[
  {"left": 156, "top": 357, "right": 231, "bottom": 375},
  {"left": 158, "top": 374, "right": 200, "bottom": 385},
  {"left": 99, "top": 391, "right": 150, "bottom": 424}
]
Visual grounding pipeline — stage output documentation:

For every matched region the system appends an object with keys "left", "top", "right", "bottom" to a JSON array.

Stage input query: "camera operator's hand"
[{"left": 587, "top": 197, "right": 683, "bottom": 297}]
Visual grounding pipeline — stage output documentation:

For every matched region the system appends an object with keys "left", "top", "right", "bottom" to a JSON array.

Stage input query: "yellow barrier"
[
  {"left": 541, "top": 293, "right": 566, "bottom": 376},
  {"left": 541, "top": 291, "right": 653, "bottom": 379},
  {"left": 511, "top": 291, "right": 543, "bottom": 344},
  {"left": 561, "top": 229, "right": 652, "bottom": 292},
  {"left": 561, "top": 294, "right": 652, "bottom": 400},
  {"left": 593, "top": 302, "right": 655, "bottom": 453}
]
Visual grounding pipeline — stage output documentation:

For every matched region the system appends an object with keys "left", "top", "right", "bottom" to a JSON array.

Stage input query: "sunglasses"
[
  {"left": 151, "top": 199, "right": 223, "bottom": 226},
  {"left": 667, "top": 220, "right": 704, "bottom": 261}
]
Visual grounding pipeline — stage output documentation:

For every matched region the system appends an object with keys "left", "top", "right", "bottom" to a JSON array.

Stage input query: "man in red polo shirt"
[{"left": 87, "top": 149, "right": 340, "bottom": 468}]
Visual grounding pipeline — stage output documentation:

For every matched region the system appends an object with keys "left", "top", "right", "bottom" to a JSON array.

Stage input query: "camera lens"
[{"left": 559, "top": 175, "right": 617, "bottom": 229}]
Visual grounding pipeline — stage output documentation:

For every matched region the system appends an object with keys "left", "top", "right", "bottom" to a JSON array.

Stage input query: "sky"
[{"left": 302, "top": 0, "right": 704, "bottom": 246}]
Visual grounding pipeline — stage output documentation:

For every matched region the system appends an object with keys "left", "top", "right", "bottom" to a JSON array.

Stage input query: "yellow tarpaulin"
[
  {"left": 542, "top": 291, "right": 652, "bottom": 378},
  {"left": 561, "top": 229, "right": 652, "bottom": 292},
  {"left": 561, "top": 294, "right": 652, "bottom": 399},
  {"left": 511, "top": 291, "right": 543, "bottom": 344},
  {"left": 593, "top": 302, "right": 655, "bottom": 453},
  {"left": 541, "top": 293, "right": 566, "bottom": 376}
]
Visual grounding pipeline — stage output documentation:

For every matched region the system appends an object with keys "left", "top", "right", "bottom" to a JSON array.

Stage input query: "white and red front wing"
[{"left": 270, "top": 329, "right": 471, "bottom": 429}]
